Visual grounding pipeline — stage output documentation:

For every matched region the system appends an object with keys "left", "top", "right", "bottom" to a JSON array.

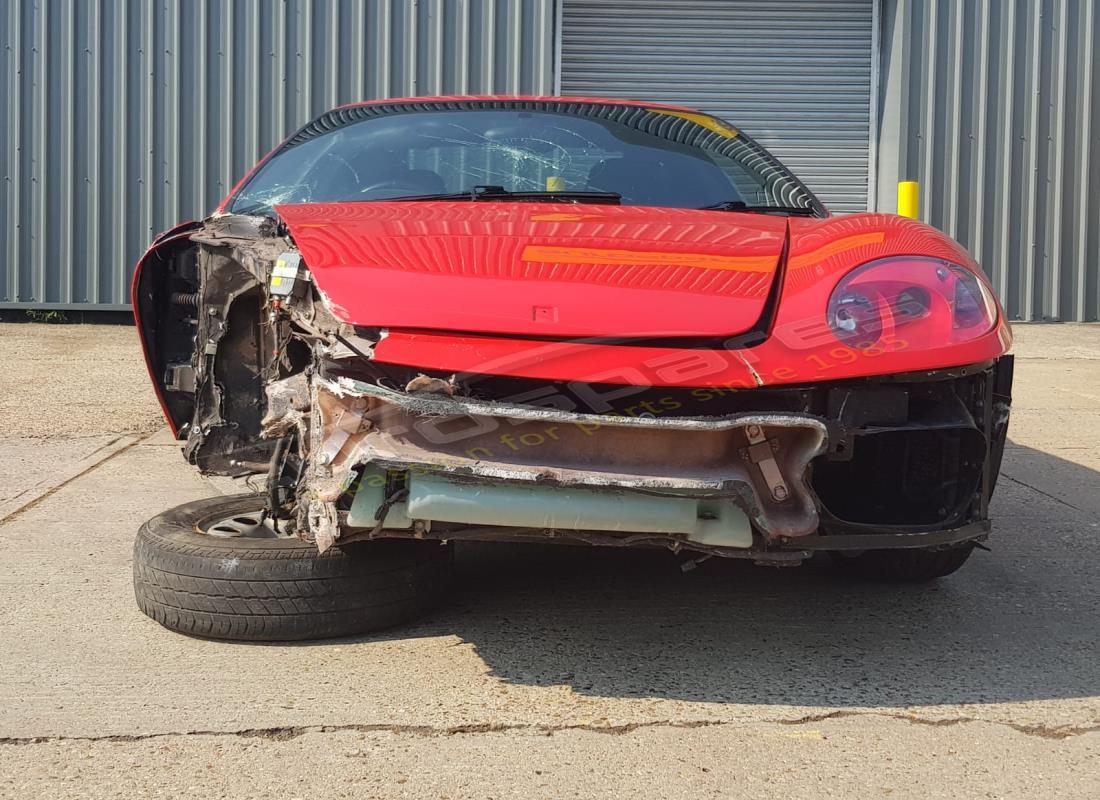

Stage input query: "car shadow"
[{"left": 319, "top": 440, "right": 1100, "bottom": 707}]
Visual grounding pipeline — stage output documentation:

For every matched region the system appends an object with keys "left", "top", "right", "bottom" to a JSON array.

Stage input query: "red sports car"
[{"left": 132, "top": 97, "right": 1013, "bottom": 640}]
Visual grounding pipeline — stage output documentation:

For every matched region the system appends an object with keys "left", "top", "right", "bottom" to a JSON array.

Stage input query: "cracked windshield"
[{"left": 229, "top": 107, "right": 810, "bottom": 214}]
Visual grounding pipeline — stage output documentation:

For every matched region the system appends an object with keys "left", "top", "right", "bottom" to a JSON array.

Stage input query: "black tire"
[
  {"left": 829, "top": 544, "right": 974, "bottom": 582},
  {"left": 133, "top": 494, "right": 452, "bottom": 641}
]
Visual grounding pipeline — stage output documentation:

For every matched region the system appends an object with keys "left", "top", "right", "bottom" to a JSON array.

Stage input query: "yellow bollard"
[{"left": 897, "top": 180, "right": 919, "bottom": 219}]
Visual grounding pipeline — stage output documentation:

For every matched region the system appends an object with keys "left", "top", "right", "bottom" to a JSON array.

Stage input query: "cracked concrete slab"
[
  {"left": 2, "top": 710, "right": 1097, "bottom": 747},
  {"left": 0, "top": 435, "right": 142, "bottom": 522},
  {"left": 0, "top": 321, "right": 1097, "bottom": 799},
  {"left": 1, "top": 718, "right": 1097, "bottom": 800}
]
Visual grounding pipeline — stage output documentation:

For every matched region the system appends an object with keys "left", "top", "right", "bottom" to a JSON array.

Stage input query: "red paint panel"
[
  {"left": 371, "top": 324, "right": 1009, "bottom": 389},
  {"left": 372, "top": 331, "right": 763, "bottom": 389},
  {"left": 277, "top": 201, "right": 787, "bottom": 338},
  {"left": 369, "top": 213, "right": 1012, "bottom": 387}
]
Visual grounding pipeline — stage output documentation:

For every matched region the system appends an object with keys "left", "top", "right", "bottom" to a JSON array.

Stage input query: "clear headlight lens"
[{"left": 828, "top": 257, "right": 997, "bottom": 349}]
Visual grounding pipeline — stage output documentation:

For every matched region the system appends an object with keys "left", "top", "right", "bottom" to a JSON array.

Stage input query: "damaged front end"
[
  {"left": 283, "top": 374, "right": 828, "bottom": 557},
  {"left": 134, "top": 215, "right": 1012, "bottom": 566}
]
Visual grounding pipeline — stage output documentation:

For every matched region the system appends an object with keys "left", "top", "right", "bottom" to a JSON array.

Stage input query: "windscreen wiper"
[
  {"left": 700, "top": 200, "right": 818, "bottom": 216},
  {"left": 385, "top": 185, "right": 622, "bottom": 204}
]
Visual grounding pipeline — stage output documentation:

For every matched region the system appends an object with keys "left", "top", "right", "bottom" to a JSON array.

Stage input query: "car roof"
[{"left": 333, "top": 95, "right": 701, "bottom": 114}]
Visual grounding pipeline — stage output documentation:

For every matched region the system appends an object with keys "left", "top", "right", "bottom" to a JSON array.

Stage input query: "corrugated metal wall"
[
  {"left": 878, "top": 0, "right": 1100, "bottom": 321},
  {"left": 559, "top": 0, "right": 875, "bottom": 214},
  {"left": 5, "top": 0, "right": 1098, "bottom": 320},
  {"left": 0, "top": 0, "right": 555, "bottom": 310}
]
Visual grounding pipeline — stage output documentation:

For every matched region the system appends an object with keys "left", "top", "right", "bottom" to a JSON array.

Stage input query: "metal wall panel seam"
[
  {"left": 1047, "top": 0, "right": 1067, "bottom": 319},
  {"left": 541, "top": 0, "right": 555, "bottom": 93},
  {"left": 349, "top": 1, "right": 364, "bottom": 101},
  {"left": 971, "top": 0, "right": 990, "bottom": 274},
  {"left": 509, "top": 0, "right": 522, "bottom": 93},
  {"left": 88, "top": 0, "right": 102, "bottom": 304},
  {"left": 375, "top": 0, "right": 390, "bottom": 97},
  {"left": 919, "top": 0, "right": 937, "bottom": 226},
  {"left": 247, "top": 2, "right": 260, "bottom": 176},
  {"left": 454, "top": 0, "right": 470, "bottom": 95},
  {"left": 993, "top": 0, "right": 1016, "bottom": 305},
  {"left": 273, "top": 0, "right": 286, "bottom": 147},
  {"left": 111, "top": 0, "right": 126, "bottom": 305},
  {"left": 140, "top": 0, "right": 152, "bottom": 262},
  {"left": 942, "top": 0, "right": 963, "bottom": 242},
  {"left": 431, "top": 0, "right": 446, "bottom": 95},
  {"left": 1091, "top": 0, "right": 1100, "bottom": 319},
  {"left": 323, "top": 0, "right": 336, "bottom": 110},
  {"left": 888, "top": 0, "right": 910, "bottom": 212},
  {"left": 167, "top": 0, "right": 181, "bottom": 231},
  {"left": 3, "top": 0, "right": 19, "bottom": 302},
  {"left": 1021, "top": 0, "right": 1042, "bottom": 319},
  {"left": 407, "top": 0, "right": 418, "bottom": 95},
  {"left": 303, "top": 0, "right": 315, "bottom": 121},
  {"left": 220, "top": 1, "right": 233, "bottom": 206},
  {"left": 33, "top": 0, "right": 47, "bottom": 304},
  {"left": 553, "top": 0, "right": 564, "bottom": 94},
  {"left": 59, "top": 0, "right": 74, "bottom": 304},
  {"left": 1074, "top": 0, "right": 1094, "bottom": 320},
  {"left": 195, "top": 0, "right": 208, "bottom": 237},
  {"left": 867, "top": 0, "right": 881, "bottom": 211},
  {"left": 481, "top": 0, "right": 494, "bottom": 91}
]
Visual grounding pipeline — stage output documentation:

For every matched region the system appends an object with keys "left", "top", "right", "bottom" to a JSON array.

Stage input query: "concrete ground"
[{"left": 0, "top": 321, "right": 1097, "bottom": 799}]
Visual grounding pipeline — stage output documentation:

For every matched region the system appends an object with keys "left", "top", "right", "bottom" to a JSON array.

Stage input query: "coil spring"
[{"left": 170, "top": 291, "right": 200, "bottom": 307}]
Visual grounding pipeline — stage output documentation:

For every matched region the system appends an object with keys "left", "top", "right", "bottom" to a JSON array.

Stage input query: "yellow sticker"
[
  {"left": 271, "top": 276, "right": 283, "bottom": 287},
  {"left": 648, "top": 109, "right": 739, "bottom": 138}
]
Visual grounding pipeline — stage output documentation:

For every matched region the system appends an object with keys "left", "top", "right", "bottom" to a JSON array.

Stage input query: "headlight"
[{"left": 827, "top": 257, "right": 997, "bottom": 349}]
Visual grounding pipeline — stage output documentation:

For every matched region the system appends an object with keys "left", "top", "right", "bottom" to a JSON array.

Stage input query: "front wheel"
[
  {"left": 829, "top": 544, "right": 974, "bottom": 582},
  {"left": 133, "top": 494, "right": 453, "bottom": 641}
]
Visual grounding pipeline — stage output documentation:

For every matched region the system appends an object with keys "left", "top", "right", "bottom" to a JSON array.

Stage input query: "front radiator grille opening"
[{"left": 811, "top": 427, "right": 986, "bottom": 526}]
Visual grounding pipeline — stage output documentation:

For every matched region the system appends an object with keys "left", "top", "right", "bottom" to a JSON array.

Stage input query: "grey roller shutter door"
[{"left": 559, "top": 0, "right": 875, "bottom": 213}]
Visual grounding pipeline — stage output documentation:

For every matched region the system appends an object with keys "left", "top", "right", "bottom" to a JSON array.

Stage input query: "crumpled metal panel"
[{"left": 310, "top": 376, "right": 828, "bottom": 544}]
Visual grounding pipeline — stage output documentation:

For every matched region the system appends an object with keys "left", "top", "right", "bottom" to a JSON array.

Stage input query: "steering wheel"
[{"left": 359, "top": 179, "right": 431, "bottom": 198}]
